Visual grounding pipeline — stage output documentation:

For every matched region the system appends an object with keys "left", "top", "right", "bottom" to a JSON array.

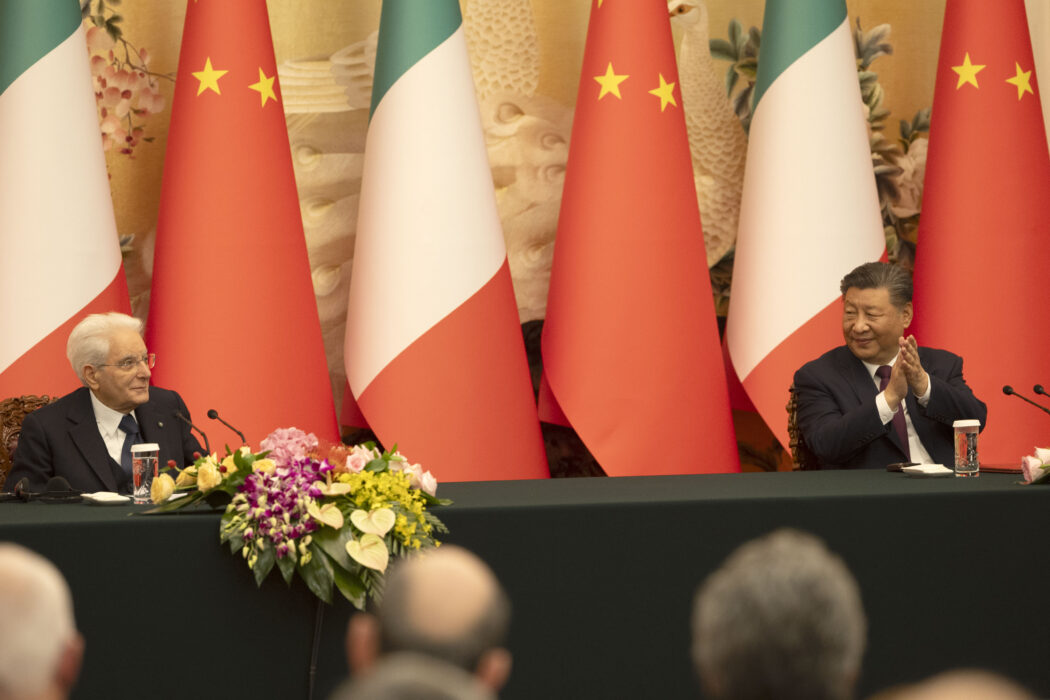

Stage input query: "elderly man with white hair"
[
  {"left": 0, "top": 544, "right": 83, "bottom": 700},
  {"left": 692, "top": 529, "right": 867, "bottom": 700},
  {"left": 7, "top": 312, "right": 202, "bottom": 493}
]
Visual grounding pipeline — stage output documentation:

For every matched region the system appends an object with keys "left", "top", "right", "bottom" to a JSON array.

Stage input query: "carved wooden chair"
[
  {"left": 786, "top": 384, "right": 819, "bottom": 471},
  {"left": 0, "top": 395, "right": 54, "bottom": 490}
]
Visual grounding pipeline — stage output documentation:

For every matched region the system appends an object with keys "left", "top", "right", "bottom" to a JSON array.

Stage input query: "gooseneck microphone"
[
  {"left": 1034, "top": 384, "right": 1048, "bottom": 397},
  {"left": 175, "top": 411, "right": 211, "bottom": 455},
  {"left": 207, "top": 409, "right": 246, "bottom": 445},
  {"left": 1002, "top": 385, "right": 1050, "bottom": 418}
]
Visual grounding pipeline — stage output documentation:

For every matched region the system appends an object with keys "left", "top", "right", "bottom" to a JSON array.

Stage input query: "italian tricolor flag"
[
  {"left": 726, "top": 0, "right": 885, "bottom": 448},
  {"left": 0, "top": 0, "right": 130, "bottom": 398},
  {"left": 343, "top": 0, "right": 548, "bottom": 480}
]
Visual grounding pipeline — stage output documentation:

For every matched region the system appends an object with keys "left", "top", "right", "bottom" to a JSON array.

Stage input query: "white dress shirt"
[
  {"left": 89, "top": 391, "right": 140, "bottom": 465},
  {"left": 863, "top": 354, "right": 936, "bottom": 464}
]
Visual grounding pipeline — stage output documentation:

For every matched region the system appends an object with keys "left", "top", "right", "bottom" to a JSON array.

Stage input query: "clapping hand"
[{"left": 898, "top": 335, "right": 929, "bottom": 397}]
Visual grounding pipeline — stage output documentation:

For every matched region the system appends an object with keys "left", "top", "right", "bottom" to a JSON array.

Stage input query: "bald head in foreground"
[
  {"left": 892, "top": 670, "right": 1036, "bottom": 700},
  {"left": 0, "top": 544, "right": 83, "bottom": 700},
  {"left": 346, "top": 546, "right": 511, "bottom": 693},
  {"left": 692, "top": 529, "right": 867, "bottom": 700}
]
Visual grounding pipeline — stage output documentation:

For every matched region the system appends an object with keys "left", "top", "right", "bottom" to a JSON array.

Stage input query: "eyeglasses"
[{"left": 98, "top": 353, "right": 156, "bottom": 372}]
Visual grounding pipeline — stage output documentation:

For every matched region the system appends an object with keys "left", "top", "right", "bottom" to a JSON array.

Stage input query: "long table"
[{"left": 0, "top": 470, "right": 1046, "bottom": 699}]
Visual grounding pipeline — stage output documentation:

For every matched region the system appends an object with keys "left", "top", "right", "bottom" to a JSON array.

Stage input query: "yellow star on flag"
[
  {"left": 1006, "top": 62, "right": 1034, "bottom": 100},
  {"left": 648, "top": 73, "right": 677, "bottom": 112},
  {"left": 952, "top": 52, "right": 985, "bottom": 89},
  {"left": 594, "top": 62, "right": 629, "bottom": 100},
  {"left": 193, "top": 57, "right": 228, "bottom": 96},
  {"left": 248, "top": 68, "right": 277, "bottom": 106}
]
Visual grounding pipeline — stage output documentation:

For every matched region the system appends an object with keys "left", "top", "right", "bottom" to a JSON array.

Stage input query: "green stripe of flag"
[
  {"left": 0, "top": 0, "right": 81, "bottom": 96},
  {"left": 752, "top": 0, "right": 846, "bottom": 111},
  {"left": 370, "top": 0, "right": 461, "bottom": 119}
]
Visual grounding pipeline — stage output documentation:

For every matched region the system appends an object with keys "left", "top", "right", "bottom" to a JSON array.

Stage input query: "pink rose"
[
  {"left": 1021, "top": 455, "right": 1042, "bottom": 484},
  {"left": 345, "top": 445, "right": 376, "bottom": 473},
  {"left": 419, "top": 470, "right": 438, "bottom": 497}
]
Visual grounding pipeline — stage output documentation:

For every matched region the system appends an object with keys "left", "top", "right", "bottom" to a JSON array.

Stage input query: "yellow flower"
[
  {"left": 252, "top": 458, "right": 276, "bottom": 474},
  {"left": 174, "top": 468, "right": 197, "bottom": 488},
  {"left": 150, "top": 473, "right": 175, "bottom": 504},
  {"left": 197, "top": 462, "right": 222, "bottom": 491},
  {"left": 221, "top": 454, "right": 237, "bottom": 476}
]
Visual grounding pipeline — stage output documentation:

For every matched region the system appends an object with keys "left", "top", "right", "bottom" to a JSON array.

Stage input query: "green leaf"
[
  {"left": 728, "top": 18, "right": 741, "bottom": 51},
  {"left": 748, "top": 26, "right": 761, "bottom": 51},
  {"left": 725, "top": 67, "right": 739, "bottom": 97},
  {"left": 326, "top": 551, "right": 367, "bottom": 609},
  {"left": 313, "top": 525, "right": 355, "bottom": 570},
  {"left": 275, "top": 550, "right": 296, "bottom": 585},
  {"left": 364, "top": 458, "right": 386, "bottom": 473},
  {"left": 253, "top": 543, "right": 275, "bottom": 587},
  {"left": 141, "top": 489, "right": 207, "bottom": 514},
  {"left": 204, "top": 489, "right": 233, "bottom": 509},
  {"left": 734, "top": 60, "right": 757, "bottom": 82},
  {"left": 709, "top": 38, "right": 735, "bottom": 62},
  {"left": 300, "top": 548, "right": 334, "bottom": 604}
]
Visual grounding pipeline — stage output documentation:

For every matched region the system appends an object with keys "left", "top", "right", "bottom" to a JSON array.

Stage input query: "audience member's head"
[
  {"left": 346, "top": 546, "right": 511, "bottom": 692},
  {"left": 334, "top": 653, "right": 495, "bottom": 700},
  {"left": 0, "top": 544, "right": 83, "bottom": 700},
  {"left": 890, "top": 670, "right": 1036, "bottom": 700},
  {"left": 692, "top": 529, "right": 866, "bottom": 700}
]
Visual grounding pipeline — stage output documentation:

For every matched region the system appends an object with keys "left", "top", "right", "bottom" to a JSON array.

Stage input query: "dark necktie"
[
  {"left": 875, "top": 365, "right": 911, "bottom": 460},
  {"left": 119, "top": 413, "right": 140, "bottom": 476}
]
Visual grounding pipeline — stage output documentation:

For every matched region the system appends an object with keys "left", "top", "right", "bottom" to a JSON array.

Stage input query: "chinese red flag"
[
  {"left": 146, "top": 0, "right": 337, "bottom": 446},
  {"left": 539, "top": 0, "right": 739, "bottom": 475},
  {"left": 912, "top": 0, "right": 1050, "bottom": 463}
]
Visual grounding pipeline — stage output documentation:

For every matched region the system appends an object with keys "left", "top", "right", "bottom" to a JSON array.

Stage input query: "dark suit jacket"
[
  {"left": 8, "top": 386, "right": 203, "bottom": 492},
  {"left": 793, "top": 345, "right": 987, "bottom": 469}
]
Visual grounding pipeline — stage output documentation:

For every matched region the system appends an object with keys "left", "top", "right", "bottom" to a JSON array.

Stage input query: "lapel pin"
[{"left": 158, "top": 421, "right": 164, "bottom": 428}]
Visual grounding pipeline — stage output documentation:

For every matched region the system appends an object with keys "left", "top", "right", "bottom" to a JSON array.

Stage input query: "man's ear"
[
  {"left": 902, "top": 301, "right": 914, "bottom": 328},
  {"left": 56, "top": 633, "right": 84, "bottom": 693},
  {"left": 82, "top": 365, "right": 100, "bottom": 391},
  {"left": 475, "top": 647, "right": 512, "bottom": 691},
  {"left": 346, "top": 613, "right": 380, "bottom": 677}
]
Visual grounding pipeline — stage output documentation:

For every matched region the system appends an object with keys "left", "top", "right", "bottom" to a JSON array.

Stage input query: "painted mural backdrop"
[{"left": 82, "top": 0, "right": 1050, "bottom": 469}]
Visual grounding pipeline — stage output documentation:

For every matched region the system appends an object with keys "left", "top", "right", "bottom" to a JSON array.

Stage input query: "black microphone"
[
  {"left": 207, "top": 409, "right": 246, "bottom": 445},
  {"left": 175, "top": 411, "right": 211, "bottom": 455},
  {"left": 1002, "top": 385, "right": 1050, "bottom": 417},
  {"left": 37, "top": 476, "right": 81, "bottom": 503},
  {"left": 1034, "top": 384, "right": 1048, "bottom": 397}
]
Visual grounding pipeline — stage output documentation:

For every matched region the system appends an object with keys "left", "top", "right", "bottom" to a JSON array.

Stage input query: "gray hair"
[
  {"left": 0, "top": 544, "right": 77, "bottom": 697},
  {"left": 840, "top": 262, "right": 913, "bottom": 309},
  {"left": 379, "top": 548, "right": 510, "bottom": 673},
  {"left": 66, "top": 312, "right": 143, "bottom": 383},
  {"left": 692, "top": 529, "right": 867, "bottom": 700}
]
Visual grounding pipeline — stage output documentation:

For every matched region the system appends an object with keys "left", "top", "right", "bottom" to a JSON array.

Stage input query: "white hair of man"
[
  {"left": 0, "top": 544, "right": 79, "bottom": 698},
  {"left": 66, "top": 312, "right": 143, "bottom": 383},
  {"left": 692, "top": 529, "right": 867, "bottom": 700}
]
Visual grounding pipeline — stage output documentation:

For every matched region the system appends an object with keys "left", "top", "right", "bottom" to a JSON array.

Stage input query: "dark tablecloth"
[{"left": 1, "top": 470, "right": 1045, "bottom": 699}]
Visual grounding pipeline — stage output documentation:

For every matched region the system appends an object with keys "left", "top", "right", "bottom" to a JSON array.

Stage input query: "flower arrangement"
[
  {"left": 1020, "top": 447, "right": 1050, "bottom": 485},
  {"left": 146, "top": 428, "right": 449, "bottom": 608}
]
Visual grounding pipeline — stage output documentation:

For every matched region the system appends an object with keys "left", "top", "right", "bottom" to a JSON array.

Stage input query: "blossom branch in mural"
[{"left": 83, "top": 0, "right": 172, "bottom": 156}]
